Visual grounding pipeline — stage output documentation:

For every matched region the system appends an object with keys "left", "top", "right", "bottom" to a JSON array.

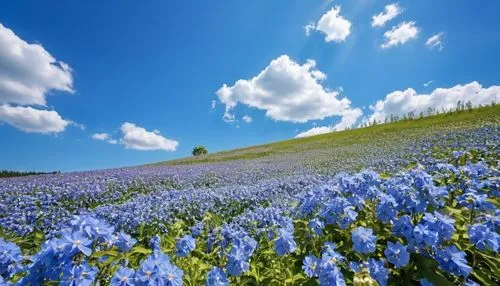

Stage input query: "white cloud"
[
  {"left": 381, "top": 21, "right": 419, "bottom": 48},
  {"left": 426, "top": 32, "right": 444, "bottom": 51},
  {"left": 242, "top": 115, "right": 253, "bottom": 123},
  {"left": 0, "top": 23, "right": 74, "bottom": 106},
  {"left": 372, "top": 3, "right": 402, "bottom": 27},
  {"left": 295, "top": 108, "right": 362, "bottom": 138},
  {"left": 306, "top": 6, "right": 352, "bottom": 42},
  {"left": 120, "top": 122, "right": 178, "bottom": 151},
  {"left": 92, "top": 133, "right": 110, "bottom": 140},
  {"left": 108, "top": 139, "right": 118, "bottom": 144},
  {"left": 367, "top": 81, "right": 500, "bottom": 122},
  {"left": 216, "top": 55, "right": 360, "bottom": 126},
  {"left": 0, "top": 104, "right": 70, "bottom": 133},
  {"left": 304, "top": 23, "right": 316, "bottom": 36},
  {"left": 211, "top": 100, "right": 217, "bottom": 110}
]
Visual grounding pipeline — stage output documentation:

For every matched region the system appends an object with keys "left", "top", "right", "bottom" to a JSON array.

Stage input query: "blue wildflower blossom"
[
  {"left": 392, "top": 215, "right": 414, "bottom": 240},
  {"left": 368, "top": 258, "right": 389, "bottom": 286},
  {"left": 435, "top": 245, "right": 472, "bottom": 277},
  {"left": 420, "top": 278, "right": 434, "bottom": 286},
  {"left": 302, "top": 255, "right": 320, "bottom": 278},
  {"left": 275, "top": 229, "right": 297, "bottom": 256},
  {"left": 0, "top": 238, "right": 23, "bottom": 278},
  {"left": 457, "top": 190, "right": 494, "bottom": 211},
  {"left": 308, "top": 218, "right": 324, "bottom": 235},
  {"left": 60, "top": 262, "right": 97, "bottom": 286},
  {"left": 384, "top": 241, "right": 410, "bottom": 268},
  {"left": 351, "top": 227, "right": 377, "bottom": 254},
  {"left": 110, "top": 266, "right": 136, "bottom": 286},
  {"left": 149, "top": 235, "right": 161, "bottom": 251},
  {"left": 115, "top": 231, "right": 137, "bottom": 252},
  {"left": 318, "top": 259, "right": 346, "bottom": 286},
  {"left": 465, "top": 279, "right": 480, "bottom": 286},
  {"left": 205, "top": 267, "right": 228, "bottom": 286},
  {"left": 175, "top": 235, "right": 196, "bottom": 257},
  {"left": 468, "top": 224, "right": 499, "bottom": 252},
  {"left": 162, "top": 262, "right": 183, "bottom": 286},
  {"left": 62, "top": 231, "right": 93, "bottom": 256},
  {"left": 412, "top": 223, "right": 438, "bottom": 248},
  {"left": 227, "top": 246, "right": 250, "bottom": 276}
]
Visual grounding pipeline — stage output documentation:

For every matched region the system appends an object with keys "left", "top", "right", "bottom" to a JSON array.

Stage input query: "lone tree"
[{"left": 192, "top": 145, "right": 208, "bottom": 156}]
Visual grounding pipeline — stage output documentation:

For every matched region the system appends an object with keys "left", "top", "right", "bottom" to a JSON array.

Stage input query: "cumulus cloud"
[
  {"left": 0, "top": 104, "right": 70, "bottom": 133},
  {"left": 367, "top": 81, "right": 500, "bottom": 123},
  {"left": 216, "top": 55, "right": 360, "bottom": 126},
  {"left": 381, "top": 21, "right": 419, "bottom": 48},
  {"left": 242, "top": 115, "right": 253, "bottom": 123},
  {"left": 426, "top": 32, "right": 444, "bottom": 51},
  {"left": 295, "top": 108, "right": 362, "bottom": 138},
  {"left": 92, "top": 133, "right": 110, "bottom": 140},
  {"left": 372, "top": 3, "right": 402, "bottom": 27},
  {"left": 423, "top": 80, "right": 434, "bottom": 87},
  {"left": 120, "top": 122, "right": 178, "bottom": 151},
  {"left": 306, "top": 6, "right": 351, "bottom": 42},
  {"left": 0, "top": 23, "right": 74, "bottom": 106}
]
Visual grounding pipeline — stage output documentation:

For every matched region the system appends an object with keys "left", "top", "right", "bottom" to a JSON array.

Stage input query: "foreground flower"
[
  {"left": 351, "top": 227, "right": 377, "bottom": 254},
  {"left": 60, "top": 262, "right": 98, "bottom": 286},
  {"left": 384, "top": 241, "right": 410, "bottom": 268},
  {"left": 110, "top": 266, "right": 136, "bottom": 286},
  {"left": 435, "top": 245, "right": 472, "bottom": 277},
  {"left": 468, "top": 224, "right": 499, "bottom": 252},
  {"left": 206, "top": 267, "right": 229, "bottom": 286},
  {"left": 302, "top": 255, "right": 320, "bottom": 278},
  {"left": 275, "top": 229, "right": 297, "bottom": 256},
  {"left": 175, "top": 235, "right": 196, "bottom": 257}
]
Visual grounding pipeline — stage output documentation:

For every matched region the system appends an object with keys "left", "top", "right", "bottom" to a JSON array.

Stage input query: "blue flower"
[
  {"left": 205, "top": 267, "right": 228, "bottom": 286},
  {"left": 227, "top": 246, "right": 250, "bottom": 276},
  {"left": 384, "top": 241, "right": 409, "bottom": 268},
  {"left": 62, "top": 231, "right": 93, "bottom": 256},
  {"left": 468, "top": 224, "right": 499, "bottom": 252},
  {"left": 110, "top": 266, "right": 136, "bottom": 286},
  {"left": 435, "top": 245, "right": 472, "bottom": 277},
  {"left": 162, "top": 262, "right": 183, "bottom": 286},
  {"left": 392, "top": 215, "right": 413, "bottom": 240},
  {"left": 0, "top": 238, "right": 23, "bottom": 278},
  {"left": 115, "top": 231, "right": 137, "bottom": 252},
  {"left": 60, "top": 262, "right": 97, "bottom": 286},
  {"left": 175, "top": 235, "right": 196, "bottom": 257},
  {"left": 275, "top": 229, "right": 296, "bottom": 256},
  {"left": 302, "top": 255, "right": 320, "bottom": 278},
  {"left": 368, "top": 258, "right": 388, "bottom": 286},
  {"left": 318, "top": 259, "right": 346, "bottom": 286},
  {"left": 351, "top": 227, "right": 377, "bottom": 254},
  {"left": 308, "top": 218, "right": 324, "bottom": 235},
  {"left": 149, "top": 235, "right": 161, "bottom": 251},
  {"left": 412, "top": 223, "right": 438, "bottom": 248}
]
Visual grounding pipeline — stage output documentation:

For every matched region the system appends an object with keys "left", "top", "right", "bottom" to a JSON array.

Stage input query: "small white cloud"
[
  {"left": 296, "top": 126, "right": 333, "bottom": 138},
  {"left": 0, "top": 23, "right": 74, "bottom": 106},
  {"left": 120, "top": 122, "right": 178, "bottom": 151},
  {"left": 216, "top": 55, "right": 360, "bottom": 125},
  {"left": 211, "top": 100, "right": 217, "bottom": 111},
  {"left": 306, "top": 5, "right": 352, "bottom": 42},
  {"left": 426, "top": 32, "right": 444, "bottom": 51},
  {"left": 367, "top": 81, "right": 500, "bottom": 123},
  {"left": 372, "top": 3, "right": 402, "bottom": 27},
  {"left": 92, "top": 133, "right": 110, "bottom": 141},
  {"left": 108, "top": 139, "right": 118, "bottom": 144},
  {"left": 242, "top": 115, "right": 253, "bottom": 123},
  {"left": 0, "top": 104, "right": 70, "bottom": 133},
  {"left": 423, "top": 80, "right": 434, "bottom": 87},
  {"left": 381, "top": 21, "right": 419, "bottom": 48}
]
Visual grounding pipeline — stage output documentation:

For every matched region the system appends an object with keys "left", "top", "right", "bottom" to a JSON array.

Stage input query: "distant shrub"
[{"left": 192, "top": 146, "right": 208, "bottom": 156}]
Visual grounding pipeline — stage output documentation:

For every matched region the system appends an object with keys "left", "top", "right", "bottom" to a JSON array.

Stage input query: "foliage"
[{"left": 192, "top": 146, "right": 208, "bottom": 156}]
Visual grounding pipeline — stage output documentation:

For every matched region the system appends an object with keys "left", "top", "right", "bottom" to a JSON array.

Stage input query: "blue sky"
[{"left": 1, "top": 0, "right": 499, "bottom": 172}]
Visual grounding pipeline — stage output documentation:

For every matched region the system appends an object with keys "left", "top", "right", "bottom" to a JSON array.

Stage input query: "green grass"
[{"left": 151, "top": 105, "right": 500, "bottom": 166}]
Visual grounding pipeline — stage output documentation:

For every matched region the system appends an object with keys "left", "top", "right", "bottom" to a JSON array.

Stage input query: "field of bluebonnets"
[{"left": 0, "top": 107, "right": 499, "bottom": 285}]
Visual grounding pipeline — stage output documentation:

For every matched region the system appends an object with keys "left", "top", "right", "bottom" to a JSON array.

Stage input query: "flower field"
[{"left": 1, "top": 109, "right": 499, "bottom": 285}]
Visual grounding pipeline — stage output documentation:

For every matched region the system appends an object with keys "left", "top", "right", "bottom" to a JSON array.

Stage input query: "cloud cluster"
[
  {"left": 216, "top": 55, "right": 361, "bottom": 127},
  {"left": 371, "top": 3, "right": 402, "bottom": 27},
  {"left": 0, "top": 23, "right": 73, "bottom": 133},
  {"left": 295, "top": 108, "right": 362, "bottom": 138},
  {"left": 381, "top": 21, "right": 419, "bottom": 48},
  {"left": 305, "top": 6, "right": 351, "bottom": 42},
  {"left": 367, "top": 81, "right": 500, "bottom": 123}
]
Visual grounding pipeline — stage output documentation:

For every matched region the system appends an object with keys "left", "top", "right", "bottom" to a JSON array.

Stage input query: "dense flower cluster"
[{"left": 0, "top": 126, "right": 498, "bottom": 284}]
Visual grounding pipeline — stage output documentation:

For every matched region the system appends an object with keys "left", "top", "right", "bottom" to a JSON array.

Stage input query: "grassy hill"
[{"left": 152, "top": 105, "right": 500, "bottom": 166}]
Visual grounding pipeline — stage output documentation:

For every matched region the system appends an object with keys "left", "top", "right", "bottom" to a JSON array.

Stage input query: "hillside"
[{"left": 152, "top": 104, "right": 500, "bottom": 166}]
